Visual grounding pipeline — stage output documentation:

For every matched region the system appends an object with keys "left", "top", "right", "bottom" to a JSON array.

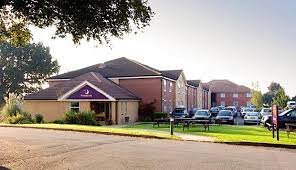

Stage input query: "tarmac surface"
[{"left": 0, "top": 127, "right": 295, "bottom": 170}]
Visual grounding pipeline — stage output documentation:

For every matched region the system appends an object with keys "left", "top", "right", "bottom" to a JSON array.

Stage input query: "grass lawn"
[
  {"left": 126, "top": 123, "right": 296, "bottom": 146},
  {"left": 0, "top": 123, "right": 180, "bottom": 140}
]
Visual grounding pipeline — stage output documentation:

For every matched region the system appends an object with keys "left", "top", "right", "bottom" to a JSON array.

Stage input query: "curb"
[
  {"left": 0, "top": 124, "right": 180, "bottom": 140},
  {"left": 214, "top": 141, "right": 296, "bottom": 149}
]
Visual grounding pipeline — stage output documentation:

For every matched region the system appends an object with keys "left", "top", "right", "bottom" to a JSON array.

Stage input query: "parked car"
[
  {"left": 170, "top": 107, "right": 189, "bottom": 118},
  {"left": 209, "top": 107, "right": 220, "bottom": 117},
  {"left": 189, "top": 108, "right": 201, "bottom": 118},
  {"left": 225, "top": 106, "right": 238, "bottom": 117},
  {"left": 241, "top": 107, "right": 256, "bottom": 117},
  {"left": 215, "top": 110, "right": 234, "bottom": 125},
  {"left": 261, "top": 109, "right": 296, "bottom": 128},
  {"left": 260, "top": 108, "right": 271, "bottom": 117},
  {"left": 287, "top": 101, "right": 296, "bottom": 109},
  {"left": 193, "top": 110, "right": 211, "bottom": 120},
  {"left": 244, "top": 112, "right": 260, "bottom": 124},
  {"left": 218, "top": 106, "right": 226, "bottom": 110}
]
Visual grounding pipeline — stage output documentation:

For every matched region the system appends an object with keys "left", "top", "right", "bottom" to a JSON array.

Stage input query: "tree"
[
  {"left": 1, "top": 0, "right": 154, "bottom": 45},
  {"left": 251, "top": 90, "right": 263, "bottom": 108},
  {"left": 262, "top": 92, "right": 273, "bottom": 106},
  {"left": 273, "top": 87, "right": 289, "bottom": 109},
  {"left": 0, "top": 42, "right": 59, "bottom": 104},
  {"left": 268, "top": 82, "right": 282, "bottom": 95},
  {"left": 292, "top": 96, "right": 296, "bottom": 101}
]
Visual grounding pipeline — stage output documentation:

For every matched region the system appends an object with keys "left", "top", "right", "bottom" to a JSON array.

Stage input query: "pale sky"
[{"left": 31, "top": 0, "right": 296, "bottom": 97}]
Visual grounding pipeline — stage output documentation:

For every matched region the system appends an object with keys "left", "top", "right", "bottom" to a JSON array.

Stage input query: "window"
[
  {"left": 220, "top": 101, "right": 225, "bottom": 106},
  {"left": 233, "top": 93, "right": 238, "bottom": 98},
  {"left": 163, "top": 80, "right": 167, "bottom": 92},
  {"left": 169, "top": 82, "right": 173, "bottom": 92},
  {"left": 289, "top": 110, "right": 296, "bottom": 117},
  {"left": 246, "top": 93, "right": 252, "bottom": 98},
  {"left": 233, "top": 101, "right": 239, "bottom": 107},
  {"left": 220, "top": 93, "right": 225, "bottom": 98},
  {"left": 70, "top": 102, "right": 79, "bottom": 112},
  {"left": 178, "top": 82, "right": 181, "bottom": 89}
]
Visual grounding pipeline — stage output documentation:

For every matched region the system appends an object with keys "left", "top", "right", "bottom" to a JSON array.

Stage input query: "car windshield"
[
  {"left": 244, "top": 109, "right": 253, "bottom": 112},
  {"left": 246, "top": 112, "right": 259, "bottom": 116},
  {"left": 218, "top": 111, "right": 232, "bottom": 116},
  {"left": 195, "top": 111, "right": 208, "bottom": 116},
  {"left": 210, "top": 108, "right": 218, "bottom": 111},
  {"left": 279, "top": 109, "right": 292, "bottom": 116},
  {"left": 173, "top": 108, "right": 185, "bottom": 115},
  {"left": 226, "top": 108, "right": 234, "bottom": 111}
]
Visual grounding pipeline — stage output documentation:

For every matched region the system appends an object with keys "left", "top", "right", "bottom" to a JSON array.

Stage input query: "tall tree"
[
  {"left": 273, "top": 87, "right": 289, "bottom": 109},
  {"left": 1, "top": 0, "right": 154, "bottom": 45},
  {"left": 262, "top": 92, "right": 273, "bottom": 106},
  {"left": 251, "top": 90, "right": 263, "bottom": 108},
  {"left": 0, "top": 42, "right": 59, "bottom": 104},
  {"left": 268, "top": 82, "right": 282, "bottom": 95}
]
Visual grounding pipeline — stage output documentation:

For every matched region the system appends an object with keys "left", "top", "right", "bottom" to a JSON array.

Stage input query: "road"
[{"left": 0, "top": 127, "right": 295, "bottom": 170}]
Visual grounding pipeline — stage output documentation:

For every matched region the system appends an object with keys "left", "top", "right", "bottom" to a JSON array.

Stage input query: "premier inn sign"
[{"left": 67, "top": 85, "right": 108, "bottom": 100}]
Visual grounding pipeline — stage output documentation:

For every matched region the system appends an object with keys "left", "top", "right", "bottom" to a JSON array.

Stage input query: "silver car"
[
  {"left": 193, "top": 110, "right": 211, "bottom": 120},
  {"left": 244, "top": 112, "right": 260, "bottom": 124}
]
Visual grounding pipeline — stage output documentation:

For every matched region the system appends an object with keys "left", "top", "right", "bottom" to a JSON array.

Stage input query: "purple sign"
[{"left": 67, "top": 85, "right": 108, "bottom": 99}]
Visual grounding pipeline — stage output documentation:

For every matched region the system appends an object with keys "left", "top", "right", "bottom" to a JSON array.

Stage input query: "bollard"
[{"left": 170, "top": 117, "right": 174, "bottom": 135}]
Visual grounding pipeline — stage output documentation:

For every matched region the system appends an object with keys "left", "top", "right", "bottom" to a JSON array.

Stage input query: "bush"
[
  {"left": 35, "top": 114, "right": 44, "bottom": 123},
  {"left": 52, "top": 119, "right": 65, "bottom": 124},
  {"left": 64, "top": 110, "right": 78, "bottom": 124},
  {"left": 64, "top": 110, "right": 97, "bottom": 125},
  {"left": 1, "top": 93, "right": 23, "bottom": 118},
  {"left": 6, "top": 112, "right": 34, "bottom": 124},
  {"left": 153, "top": 112, "right": 168, "bottom": 120},
  {"left": 76, "top": 111, "right": 97, "bottom": 125},
  {"left": 138, "top": 100, "right": 156, "bottom": 122}
]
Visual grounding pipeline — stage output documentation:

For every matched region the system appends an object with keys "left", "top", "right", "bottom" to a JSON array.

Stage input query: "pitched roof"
[
  {"left": 207, "top": 80, "right": 250, "bottom": 93},
  {"left": 187, "top": 80, "right": 201, "bottom": 87},
  {"left": 25, "top": 72, "right": 140, "bottom": 100},
  {"left": 49, "top": 57, "right": 161, "bottom": 80},
  {"left": 160, "top": 70, "right": 183, "bottom": 80}
]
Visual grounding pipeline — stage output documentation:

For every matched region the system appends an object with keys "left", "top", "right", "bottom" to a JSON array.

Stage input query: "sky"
[{"left": 31, "top": 0, "right": 296, "bottom": 97}]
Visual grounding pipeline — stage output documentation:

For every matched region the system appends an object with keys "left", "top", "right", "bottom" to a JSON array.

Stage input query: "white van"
[{"left": 287, "top": 101, "right": 296, "bottom": 109}]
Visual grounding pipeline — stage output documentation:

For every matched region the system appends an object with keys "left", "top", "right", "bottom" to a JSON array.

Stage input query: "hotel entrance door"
[{"left": 90, "top": 102, "right": 112, "bottom": 125}]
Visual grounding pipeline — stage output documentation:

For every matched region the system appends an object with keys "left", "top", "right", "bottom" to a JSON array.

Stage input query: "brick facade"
[
  {"left": 118, "top": 78, "right": 162, "bottom": 112},
  {"left": 162, "top": 79, "right": 175, "bottom": 113},
  {"left": 213, "top": 92, "right": 252, "bottom": 107}
]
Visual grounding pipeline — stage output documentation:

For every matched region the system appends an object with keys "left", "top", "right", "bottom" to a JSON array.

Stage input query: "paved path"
[{"left": 0, "top": 127, "right": 295, "bottom": 170}]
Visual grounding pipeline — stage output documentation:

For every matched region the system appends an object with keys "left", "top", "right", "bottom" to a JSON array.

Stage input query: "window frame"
[
  {"left": 70, "top": 101, "right": 80, "bottom": 112},
  {"left": 233, "top": 93, "right": 238, "bottom": 98}
]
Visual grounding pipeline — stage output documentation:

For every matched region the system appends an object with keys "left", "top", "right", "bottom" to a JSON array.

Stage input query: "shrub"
[
  {"left": 6, "top": 112, "right": 34, "bottom": 124},
  {"left": 76, "top": 111, "right": 97, "bottom": 125},
  {"left": 64, "top": 110, "right": 97, "bottom": 125},
  {"left": 52, "top": 119, "right": 65, "bottom": 124},
  {"left": 35, "top": 114, "right": 44, "bottom": 123},
  {"left": 64, "top": 110, "right": 78, "bottom": 124},
  {"left": 1, "top": 93, "right": 23, "bottom": 118},
  {"left": 138, "top": 100, "right": 156, "bottom": 121},
  {"left": 153, "top": 112, "right": 168, "bottom": 120}
]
